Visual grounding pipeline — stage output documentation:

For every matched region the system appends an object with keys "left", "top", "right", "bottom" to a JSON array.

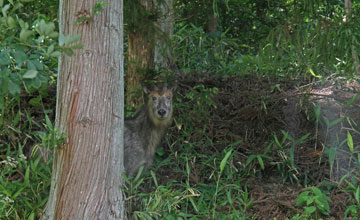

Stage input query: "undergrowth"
[
  {"left": 1, "top": 2, "right": 360, "bottom": 218},
  {"left": 1, "top": 77, "right": 360, "bottom": 219}
]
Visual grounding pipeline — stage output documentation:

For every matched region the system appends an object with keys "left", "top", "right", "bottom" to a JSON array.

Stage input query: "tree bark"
[
  {"left": 344, "top": 0, "right": 360, "bottom": 75},
  {"left": 154, "top": 0, "right": 174, "bottom": 70},
  {"left": 127, "top": 30, "right": 154, "bottom": 107},
  {"left": 42, "top": 0, "right": 125, "bottom": 219},
  {"left": 126, "top": 0, "right": 156, "bottom": 107}
]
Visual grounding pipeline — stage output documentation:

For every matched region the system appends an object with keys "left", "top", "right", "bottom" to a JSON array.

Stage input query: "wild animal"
[{"left": 124, "top": 84, "right": 174, "bottom": 177}]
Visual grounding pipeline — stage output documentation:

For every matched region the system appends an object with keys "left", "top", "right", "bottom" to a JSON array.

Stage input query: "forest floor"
[
  {"left": 5, "top": 73, "right": 359, "bottom": 219},
  {"left": 159, "top": 73, "right": 360, "bottom": 219}
]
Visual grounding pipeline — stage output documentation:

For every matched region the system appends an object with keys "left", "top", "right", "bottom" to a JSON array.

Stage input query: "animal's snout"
[{"left": 158, "top": 109, "right": 166, "bottom": 117}]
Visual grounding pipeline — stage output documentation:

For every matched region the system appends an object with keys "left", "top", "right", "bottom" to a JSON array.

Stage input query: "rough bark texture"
[
  {"left": 42, "top": 0, "right": 125, "bottom": 219},
  {"left": 345, "top": 0, "right": 360, "bottom": 75},
  {"left": 154, "top": 0, "right": 175, "bottom": 70},
  {"left": 127, "top": 31, "right": 154, "bottom": 107},
  {"left": 126, "top": 0, "right": 156, "bottom": 107}
]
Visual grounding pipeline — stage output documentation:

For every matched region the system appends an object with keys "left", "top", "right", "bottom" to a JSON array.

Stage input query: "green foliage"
[
  {"left": 245, "top": 142, "right": 272, "bottom": 170},
  {"left": 264, "top": 1, "right": 360, "bottom": 77},
  {"left": 0, "top": 0, "right": 60, "bottom": 97},
  {"left": 0, "top": 0, "right": 80, "bottom": 99},
  {"left": 175, "top": 0, "right": 286, "bottom": 48},
  {"left": 125, "top": 147, "right": 254, "bottom": 219},
  {"left": 173, "top": 23, "right": 251, "bottom": 75},
  {"left": 2, "top": 0, "right": 360, "bottom": 219},
  {"left": 75, "top": 0, "right": 110, "bottom": 24},
  {"left": 185, "top": 84, "right": 218, "bottom": 117},
  {"left": 273, "top": 131, "right": 311, "bottom": 185},
  {"left": 343, "top": 180, "right": 360, "bottom": 219},
  {"left": 296, "top": 187, "right": 331, "bottom": 219},
  {"left": 0, "top": 146, "right": 52, "bottom": 220},
  {"left": 124, "top": 0, "right": 160, "bottom": 33}
]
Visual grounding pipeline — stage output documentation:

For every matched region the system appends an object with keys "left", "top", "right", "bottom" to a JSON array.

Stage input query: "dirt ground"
[{"left": 170, "top": 73, "right": 360, "bottom": 219}]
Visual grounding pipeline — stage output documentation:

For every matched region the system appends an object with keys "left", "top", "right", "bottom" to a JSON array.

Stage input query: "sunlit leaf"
[
  {"left": 23, "top": 69, "right": 38, "bottom": 79},
  {"left": 220, "top": 149, "right": 232, "bottom": 173},
  {"left": 347, "top": 131, "right": 354, "bottom": 153},
  {"left": 308, "top": 68, "right": 322, "bottom": 78}
]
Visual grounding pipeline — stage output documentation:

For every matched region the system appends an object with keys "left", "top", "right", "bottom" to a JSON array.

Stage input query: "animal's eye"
[
  {"left": 152, "top": 96, "right": 157, "bottom": 101},
  {"left": 167, "top": 95, "right": 171, "bottom": 100}
]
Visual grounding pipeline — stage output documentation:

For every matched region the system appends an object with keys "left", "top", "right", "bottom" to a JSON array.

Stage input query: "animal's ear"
[
  {"left": 143, "top": 86, "right": 150, "bottom": 94},
  {"left": 153, "top": 84, "right": 159, "bottom": 91}
]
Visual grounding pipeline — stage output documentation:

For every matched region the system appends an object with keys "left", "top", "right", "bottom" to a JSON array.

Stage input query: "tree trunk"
[
  {"left": 154, "top": 0, "right": 175, "bottom": 70},
  {"left": 344, "top": 0, "right": 360, "bottom": 75},
  {"left": 42, "top": 0, "right": 125, "bottom": 219},
  {"left": 126, "top": 0, "right": 156, "bottom": 107},
  {"left": 127, "top": 31, "right": 154, "bottom": 107}
]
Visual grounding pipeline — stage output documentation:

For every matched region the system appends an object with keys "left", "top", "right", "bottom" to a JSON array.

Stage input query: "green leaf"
[
  {"left": 63, "top": 48, "right": 74, "bottom": 56},
  {"left": 59, "top": 33, "right": 80, "bottom": 46},
  {"left": 328, "top": 147, "right": 336, "bottom": 168},
  {"left": 328, "top": 117, "right": 344, "bottom": 128},
  {"left": 344, "top": 205, "right": 358, "bottom": 218},
  {"left": 219, "top": 149, "right": 232, "bottom": 173},
  {"left": 45, "top": 114, "right": 53, "bottom": 129},
  {"left": 274, "top": 134, "right": 282, "bottom": 148},
  {"left": 12, "top": 50, "right": 27, "bottom": 67},
  {"left": 29, "top": 96, "right": 42, "bottom": 107},
  {"left": 28, "top": 212, "right": 35, "bottom": 220},
  {"left": 314, "top": 105, "right": 321, "bottom": 121},
  {"left": 245, "top": 155, "right": 256, "bottom": 166},
  {"left": 7, "top": 16, "right": 16, "bottom": 27},
  {"left": 347, "top": 131, "right": 354, "bottom": 153},
  {"left": 0, "top": 53, "right": 11, "bottom": 65},
  {"left": 2, "top": 4, "right": 10, "bottom": 17},
  {"left": 12, "top": 186, "right": 25, "bottom": 199},
  {"left": 24, "top": 166, "right": 30, "bottom": 185},
  {"left": 36, "top": 20, "right": 55, "bottom": 36},
  {"left": 47, "top": 44, "right": 55, "bottom": 54},
  {"left": 13, "top": 110, "right": 20, "bottom": 126},
  {"left": 304, "top": 206, "right": 316, "bottom": 214},
  {"left": 345, "top": 94, "right": 359, "bottom": 109},
  {"left": 20, "top": 29, "right": 32, "bottom": 42},
  {"left": 355, "top": 186, "right": 360, "bottom": 203},
  {"left": 50, "top": 51, "right": 61, "bottom": 57},
  {"left": 8, "top": 78, "right": 20, "bottom": 95},
  {"left": 294, "top": 133, "right": 310, "bottom": 145},
  {"left": 134, "top": 166, "right": 144, "bottom": 181},
  {"left": 150, "top": 170, "right": 158, "bottom": 187},
  {"left": 309, "top": 67, "right": 322, "bottom": 78},
  {"left": 30, "top": 77, "right": 41, "bottom": 89},
  {"left": 257, "top": 155, "right": 264, "bottom": 170},
  {"left": 311, "top": 187, "right": 322, "bottom": 196},
  {"left": 48, "top": 31, "right": 59, "bottom": 38},
  {"left": 296, "top": 191, "right": 310, "bottom": 206},
  {"left": 23, "top": 69, "right": 38, "bottom": 79}
]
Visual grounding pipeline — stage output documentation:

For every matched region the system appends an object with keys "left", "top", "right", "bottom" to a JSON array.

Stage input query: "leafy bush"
[
  {"left": 296, "top": 186, "right": 331, "bottom": 219},
  {"left": 0, "top": 146, "right": 52, "bottom": 220},
  {"left": 0, "top": 0, "right": 61, "bottom": 98},
  {"left": 173, "top": 23, "right": 252, "bottom": 75}
]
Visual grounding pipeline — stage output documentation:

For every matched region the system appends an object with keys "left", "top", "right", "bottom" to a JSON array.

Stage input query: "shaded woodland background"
[{"left": 1, "top": 0, "right": 360, "bottom": 219}]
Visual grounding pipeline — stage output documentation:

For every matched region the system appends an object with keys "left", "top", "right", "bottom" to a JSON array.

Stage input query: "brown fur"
[{"left": 124, "top": 85, "right": 173, "bottom": 177}]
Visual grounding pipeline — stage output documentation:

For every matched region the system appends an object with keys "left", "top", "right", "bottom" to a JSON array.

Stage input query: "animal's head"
[{"left": 144, "top": 83, "right": 174, "bottom": 125}]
